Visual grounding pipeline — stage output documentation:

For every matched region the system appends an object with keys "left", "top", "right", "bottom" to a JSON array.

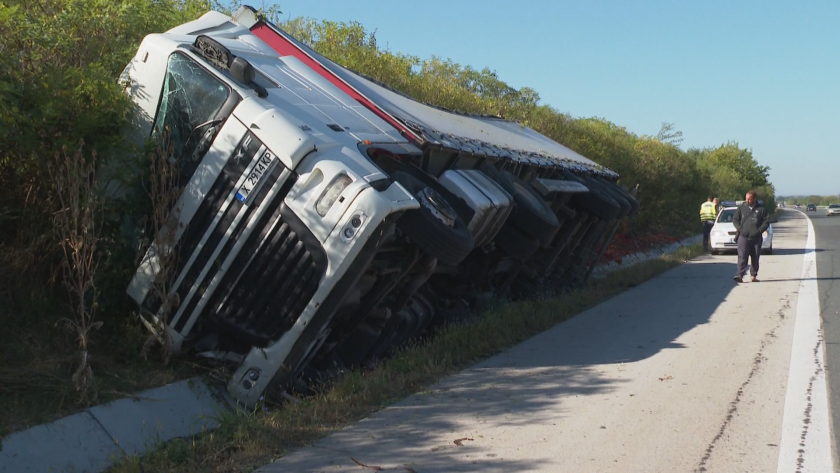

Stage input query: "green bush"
[{"left": 0, "top": 0, "right": 212, "bottom": 284}]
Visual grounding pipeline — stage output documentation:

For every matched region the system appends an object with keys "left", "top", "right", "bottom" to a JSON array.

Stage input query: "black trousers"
[
  {"left": 736, "top": 235, "right": 762, "bottom": 277},
  {"left": 702, "top": 221, "right": 714, "bottom": 248}
]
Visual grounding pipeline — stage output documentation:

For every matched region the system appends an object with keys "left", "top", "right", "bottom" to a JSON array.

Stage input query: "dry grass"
[
  {"left": 139, "top": 127, "right": 184, "bottom": 365},
  {"left": 48, "top": 141, "right": 104, "bottom": 400},
  {"left": 109, "top": 243, "right": 703, "bottom": 472}
]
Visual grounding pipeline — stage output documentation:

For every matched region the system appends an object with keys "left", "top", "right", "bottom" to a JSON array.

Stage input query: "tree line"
[{"left": 778, "top": 195, "right": 840, "bottom": 206}]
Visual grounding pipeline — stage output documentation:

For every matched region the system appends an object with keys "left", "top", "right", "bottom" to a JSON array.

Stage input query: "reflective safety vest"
[{"left": 700, "top": 201, "right": 716, "bottom": 221}]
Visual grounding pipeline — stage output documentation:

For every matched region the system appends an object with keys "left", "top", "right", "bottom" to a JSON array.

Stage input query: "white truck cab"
[{"left": 123, "top": 13, "right": 425, "bottom": 405}]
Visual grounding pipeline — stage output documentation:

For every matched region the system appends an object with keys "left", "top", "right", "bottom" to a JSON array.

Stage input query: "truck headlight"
[{"left": 315, "top": 174, "right": 353, "bottom": 217}]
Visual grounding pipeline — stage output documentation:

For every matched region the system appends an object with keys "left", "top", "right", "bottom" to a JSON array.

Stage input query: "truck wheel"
[
  {"left": 482, "top": 167, "right": 560, "bottom": 246},
  {"left": 392, "top": 171, "right": 475, "bottom": 266},
  {"left": 563, "top": 170, "right": 620, "bottom": 220},
  {"left": 585, "top": 177, "right": 630, "bottom": 219},
  {"left": 602, "top": 179, "right": 640, "bottom": 216}
]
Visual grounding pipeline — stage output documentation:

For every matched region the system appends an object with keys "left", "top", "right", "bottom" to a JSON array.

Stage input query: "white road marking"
[{"left": 778, "top": 213, "right": 834, "bottom": 472}]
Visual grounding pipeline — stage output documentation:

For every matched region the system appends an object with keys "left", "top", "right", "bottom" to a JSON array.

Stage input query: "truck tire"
[
  {"left": 586, "top": 177, "right": 630, "bottom": 219},
  {"left": 619, "top": 188, "right": 640, "bottom": 217},
  {"left": 613, "top": 181, "right": 640, "bottom": 216},
  {"left": 598, "top": 178, "right": 640, "bottom": 217},
  {"left": 482, "top": 167, "right": 560, "bottom": 246},
  {"left": 392, "top": 171, "right": 475, "bottom": 266},
  {"left": 563, "top": 170, "right": 620, "bottom": 220}
]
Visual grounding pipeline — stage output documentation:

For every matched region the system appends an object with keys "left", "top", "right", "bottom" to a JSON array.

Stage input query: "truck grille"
[
  {"left": 146, "top": 131, "right": 260, "bottom": 318},
  {"left": 211, "top": 204, "right": 328, "bottom": 346}
]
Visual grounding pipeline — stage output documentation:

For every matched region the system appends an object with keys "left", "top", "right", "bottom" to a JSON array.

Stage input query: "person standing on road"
[
  {"left": 699, "top": 196, "right": 717, "bottom": 252},
  {"left": 732, "top": 190, "right": 770, "bottom": 283}
]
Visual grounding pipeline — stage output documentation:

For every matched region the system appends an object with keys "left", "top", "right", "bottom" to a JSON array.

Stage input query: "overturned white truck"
[{"left": 124, "top": 8, "right": 638, "bottom": 406}]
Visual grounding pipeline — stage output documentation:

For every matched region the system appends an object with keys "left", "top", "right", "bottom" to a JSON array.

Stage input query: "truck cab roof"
[
  {"left": 168, "top": 9, "right": 615, "bottom": 178},
  {"left": 135, "top": 12, "right": 414, "bottom": 152}
]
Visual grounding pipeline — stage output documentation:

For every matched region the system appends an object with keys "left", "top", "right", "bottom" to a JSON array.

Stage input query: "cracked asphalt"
[{"left": 257, "top": 210, "right": 834, "bottom": 473}]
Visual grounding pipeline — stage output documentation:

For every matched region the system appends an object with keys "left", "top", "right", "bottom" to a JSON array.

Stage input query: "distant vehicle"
[
  {"left": 709, "top": 206, "right": 773, "bottom": 255},
  {"left": 795, "top": 204, "right": 802, "bottom": 209},
  {"left": 827, "top": 204, "right": 840, "bottom": 216},
  {"left": 807, "top": 204, "right": 817, "bottom": 211}
]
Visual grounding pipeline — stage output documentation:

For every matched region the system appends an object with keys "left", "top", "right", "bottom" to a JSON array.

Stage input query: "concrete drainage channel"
[
  {"left": 0, "top": 379, "right": 227, "bottom": 472},
  {"left": 0, "top": 237, "right": 697, "bottom": 473}
]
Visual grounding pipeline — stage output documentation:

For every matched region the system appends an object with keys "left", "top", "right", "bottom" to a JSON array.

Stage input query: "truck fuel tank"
[{"left": 438, "top": 169, "right": 513, "bottom": 248}]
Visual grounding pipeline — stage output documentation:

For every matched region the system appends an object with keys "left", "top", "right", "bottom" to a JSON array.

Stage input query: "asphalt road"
[
  {"left": 805, "top": 208, "right": 840, "bottom": 469},
  {"left": 257, "top": 210, "right": 834, "bottom": 473}
]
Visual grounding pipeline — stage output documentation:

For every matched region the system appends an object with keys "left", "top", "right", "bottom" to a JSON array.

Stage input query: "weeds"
[
  {"left": 139, "top": 128, "right": 184, "bottom": 365},
  {"left": 48, "top": 141, "right": 104, "bottom": 401}
]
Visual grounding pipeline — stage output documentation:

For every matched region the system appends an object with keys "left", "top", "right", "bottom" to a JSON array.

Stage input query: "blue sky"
[{"left": 271, "top": 0, "right": 838, "bottom": 196}]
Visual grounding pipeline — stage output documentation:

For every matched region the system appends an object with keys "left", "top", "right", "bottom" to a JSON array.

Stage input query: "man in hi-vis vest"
[{"left": 699, "top": 195, "right": 717, "bottom": 251}]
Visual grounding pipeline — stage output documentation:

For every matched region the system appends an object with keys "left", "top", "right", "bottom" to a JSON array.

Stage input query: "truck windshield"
[{"left": 152, "top": 53, "right": 230, "bottom": 171}]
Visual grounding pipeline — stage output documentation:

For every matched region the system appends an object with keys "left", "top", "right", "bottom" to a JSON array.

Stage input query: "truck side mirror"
[
  {"left": 230, "top": 57, "right": 267, "bottom": 98},
  {"left": 230, "top": 57, "right": 255, "bottom": 84}
]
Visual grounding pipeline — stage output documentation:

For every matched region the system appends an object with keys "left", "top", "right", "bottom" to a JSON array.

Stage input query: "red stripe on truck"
[{"left": 249, "top": 23, "right": 421, "bottom": 144}]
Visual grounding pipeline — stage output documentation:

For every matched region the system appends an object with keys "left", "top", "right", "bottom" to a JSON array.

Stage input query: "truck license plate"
[{"left": 236, "top": 151, "right": 276, "bottom": 204}]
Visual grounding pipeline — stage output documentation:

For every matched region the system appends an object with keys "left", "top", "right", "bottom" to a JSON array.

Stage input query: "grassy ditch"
[{"left": 109, "top": 242, "right": 703, "bottom": 473}]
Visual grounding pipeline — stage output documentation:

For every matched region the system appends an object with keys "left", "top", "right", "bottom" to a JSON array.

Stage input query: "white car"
[
  {"left": 827, "top": 204, "right": 840, "bottom": 216},
  {"left": 709, "top": 206, "right": 773, "bottom": 255}
]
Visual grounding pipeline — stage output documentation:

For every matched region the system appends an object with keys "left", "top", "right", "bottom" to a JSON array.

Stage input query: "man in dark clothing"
[{"left": 732, "top": 190, "right": 770, "bottom": 283}]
